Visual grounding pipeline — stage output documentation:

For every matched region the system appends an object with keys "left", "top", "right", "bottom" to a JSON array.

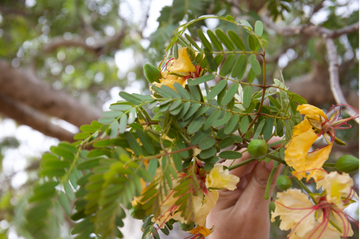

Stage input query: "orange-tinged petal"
[
  {"left": 297, "top": 104, "right": 328, "bottom": 120},
  {"left": 305, "top": 143, "right": 333, "bottom": 181},
  {"left": 190, "top": 225, "right": 211, "bottom": 237},
  {"left": 168, "top": 47, "right": 196, "bottom": 73},
  {"left": 292, "top": 119, "right": 312, "bottom": 137},
  {"left": 285, "top": 128, "right": 318, "bottom": 177}
]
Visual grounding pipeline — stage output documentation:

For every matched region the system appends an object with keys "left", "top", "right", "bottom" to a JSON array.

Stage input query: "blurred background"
[{"left": 0, "top": 0, "right": 358, "bottom": 238}]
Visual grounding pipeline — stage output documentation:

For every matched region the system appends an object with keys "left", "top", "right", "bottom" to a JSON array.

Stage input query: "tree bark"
[
  {"left": 0, "top": 95, "right": 75, "bottom": 142},
  {"left": 0, "top": 59, "right": 102, "bottom": 128}
]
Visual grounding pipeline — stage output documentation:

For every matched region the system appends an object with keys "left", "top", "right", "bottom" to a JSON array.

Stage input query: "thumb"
[{"left": 241, "top": 160, "right": 280, "bottom": 206}]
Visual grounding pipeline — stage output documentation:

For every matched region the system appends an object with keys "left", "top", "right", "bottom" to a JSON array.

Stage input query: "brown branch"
[
  {"left": 261, "top": 15, "right": 359, "bottom": 38},
  {"left": 0, "top": 59, "right": 102, "bottom": 127},
  {"left": 324, "top": 38, "right": 359, "bottom": 123},
  {"left": 43, "top": 26, "right": 127, "bottom": 55},
  {"left": 0, "top": 95, "right": 75, "bottom": 142}
]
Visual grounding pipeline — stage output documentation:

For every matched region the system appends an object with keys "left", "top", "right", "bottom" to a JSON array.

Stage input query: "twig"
[
  {"left": 324, "top": 38, "right": 359, "bottom": 123},
  {"left": 261, "top": 15, "right": 359, "bottom": 39}
]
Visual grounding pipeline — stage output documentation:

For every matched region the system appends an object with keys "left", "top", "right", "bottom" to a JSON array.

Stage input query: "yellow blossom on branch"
[
  {"left": 285, "top": 104, "right": 358, "bottom": 181},
  {"left": 151, "top": 47, "right": 199, "bottom": 90}
]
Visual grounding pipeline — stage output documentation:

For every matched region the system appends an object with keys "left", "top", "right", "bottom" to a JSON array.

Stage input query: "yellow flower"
[
  {"left": 206, "top": 163, "right": 240, "bottom": 190},
  {"left": 316, "top": 171, "right": 354, "bottom": 209},
  {"left": 271, "top": 188, "right": 354, "bottom": 239},
  {"left": 152, "top": 47, "right": 197, "bottom": 91},
  {"left": 189, "top": 225, "right": 211, "bottom": 237},
  {"left": 285, "top": 104, "right": 332, "bottom": 181}
]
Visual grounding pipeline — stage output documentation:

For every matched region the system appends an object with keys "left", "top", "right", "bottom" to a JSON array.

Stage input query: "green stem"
[
  {"left": 265, "top": 154, "right": 286, "bottom": 165},
  {"left": 323, "top": 163, "right": 336, "bottom": 167},
  {"left": 293, "top": 177, "right": 317, "bottom": 204},
  {"left": 264, "top": 161, "right": 279, "bottom": 200},
  {"left": 228, "top": 158, "right": 257, "bottom": 171}
]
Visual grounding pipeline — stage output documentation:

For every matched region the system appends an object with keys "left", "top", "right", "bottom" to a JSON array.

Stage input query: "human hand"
[{"left": 206, "top": 138, "right": 283, "bottom": 239}]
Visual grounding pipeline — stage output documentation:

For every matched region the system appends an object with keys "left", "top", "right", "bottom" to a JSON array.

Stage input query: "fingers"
[{"left": 236, "top": 160, "right": 282, "bottom": 208}]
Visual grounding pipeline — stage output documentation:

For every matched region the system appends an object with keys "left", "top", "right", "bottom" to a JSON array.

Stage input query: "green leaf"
[
  {"left": 110, "top": 120, "right": 119, "bottom": 139},
  {"left": 204, "top": 48, "right": 217, "bottom": 72},
  {"left": 184, "top": 103, "right": 201, "bottom": 120},
  {"left": 199, "top": 147, "right": 217, "bottom": 159},
  {"left": 231, "top": 55, "right": 247, "bottom": 79},
  {"left": 174, "top": 82, "right": 190, "bottom": 99},
  {"left": 148, "top": 159, "right": 158, "bottom": 177},
  {"left": 197, "top": 29, "right": 212, "bottom": 51},
  {"left": 193, "top": 106, "right": 210, "bottom": 118},
  {"left": 228, "top": 30, "right": 245, "bottom": 51},
  {"left": 199, "top": 137, "right": 216, "bottom": 150},
  {"left": 221, "top": 83, "right": 239, "bottom": 106},
  {"left": 250, "top": 55, "right": 261, "bottom": 75},
  {"left": 187, "top": 117, "right": 206, "bottom": 134},
  {"left": 215, "top": 29, "right": 234, "bottom": 51},
  {"left": 218, "top": 137, "right": 235, "bottom": 149},
  {"left": 207, "top": 30, "right": 223, "bottom": 51},
  {"left": 74, "top": 132, "right": 90, "bottom": 140},
  {"left": 206, "top": 80, "right": 227, "bottom": 100},
  {"left": 80, "top": 125, "right": 97, "bottom": 133},
  {"left": 225, "top": 15, "right": 234, "bottom": 21},
  {"left": 50, "top": 146, "right": 74, "bottom": 161},
  {"left": 151, "top": 86, "right": 172, "bottom": 98},
  {"left": 176, "top": 101, "right": 191, "bottom": 119},
  {"left": 248, "top": 35, "right": 258, "bottom": 52},
  {"left": 219, "top": 54, "right": 235, "bottom": 76},
  {"left": 98, "top": 117, "right": 114, "bottom": 124},
  {"left": 173, "top": 153, "right": 183, "bottom": 172},
  {"left": 287, "top": 91, "right": 307, "bottom": 104},
  {"left": 109, "top": 104, "right": 132, "bottom": 111},
  {"left": 263, "top": 118, "right": 274, "bottom": 141},
  {"left": 240, "top": 19, "right": 253, "bottom": 29},
  {"left": 240, "top": 116, "right": 249, "bottom": 134},
  {"left": 174, "top": 44, "right": 179, "bottom": 59},
  {"left": 247, "top": 68, "right": 256, "bottom": 83},
  {"left": 188, "top": 74, "right": 215, "bottom": 86},
  {"left": 136, "top": 130, "right": 155, "bottom": 154},
  {"left": 77, "top": 158, "right": 100, "bottom": 170},
  {"left": 268, "top": 96, "right": 281, "bottom": 109},
  {"left": 189, "top": 84, "right": 201, "bottom": 101},
  {"left": 102, "top": 111, "right": 123, "bottom": 118},
  {"left": 161, "top": 85, "right": 181, "bottom": 99},
  {"left": 144, "top": 63, "right": 161, "bottom": 83},
  {"left": 170, "top": 103, "right": 183, "bottom": 115},
  {"left": 119, "top": 92, "right": 142, "bottom": 105},
  {"left": 243, "top": 86, "right": 252, "bottom": 108},
  {"left": 203, "top": 109, "right": 221, "bottom": 130},
  {"left": 169, "top": 100, "right": 182, "bottom": 111},
  {"left": 185, "top": 33, "right": 201, "bottom": 51},
  {"left": 254, "top": 21, "right": 264, "bottom": 36},
  {"left": 125, "top": 132, "right": 143, "bottom": 156},
  {"left": 212, "top": 112, "right": 232, "bottom": 127},
  {"left": 190, "top": 128, "right": 211, "bottom": 145},
  {"left": 224, "top": 114, "right": 239, "bottom": 134},
  {"left": 253, "top": 119, "right": 265, "bottom": 139},
  {"left": 219, "top": 151, "right": 242, "bottom": 159}
]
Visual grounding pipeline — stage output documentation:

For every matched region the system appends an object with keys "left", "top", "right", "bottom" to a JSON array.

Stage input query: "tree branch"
[
  {"left": 0, "top": 59, "right": 102, "bottom": 127},
  {"left": 0, "top": 95, "right": 75, "bottom": 142},
  {"left": 261, "top": 15, "right": 359, "bottom": 38},
  {"left": 324, "top": 38, "right": 359, "bottom": 123}
]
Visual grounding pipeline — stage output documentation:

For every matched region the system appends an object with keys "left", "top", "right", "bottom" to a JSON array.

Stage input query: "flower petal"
[
  {"left": 305, "top": 144, "right": 333, "bottom": 181},
  {"left": 206, "top": 164, "right": 239, "bottom": 190},
  {"left": 271, "top": 189, "right": 316, "bottom": 237},
  {"left": 168, "top": 47, "right": 196, "bottom": 73},
  {"left": 285, "top": 128, "right": 318, "bottom": 179},
  {"left": 297, "top": 104, "right": 328, "bottom": 120}
]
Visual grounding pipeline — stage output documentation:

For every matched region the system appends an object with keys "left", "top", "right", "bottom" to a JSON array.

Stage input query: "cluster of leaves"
[{"left": 16, "top": 16, "right": 311, "bottom": 239}]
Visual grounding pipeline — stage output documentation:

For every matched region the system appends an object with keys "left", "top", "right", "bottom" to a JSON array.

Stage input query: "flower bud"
[
  {"left": 247, "top": 139, "right": 267, "bottom": 159},
  {"left": 144, "top": 63, "right": 161, "bottom": 83},
  {"left": 335, "top": 155, "right": 359, "bottom": 173},
  {"left": 276, "top": 175, "right": 292, "bottom": 191}
]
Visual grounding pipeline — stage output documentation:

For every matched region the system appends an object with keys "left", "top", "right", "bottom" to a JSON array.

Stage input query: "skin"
[{"left": 207, "top": 138, "right": 283, "bottom": 239}]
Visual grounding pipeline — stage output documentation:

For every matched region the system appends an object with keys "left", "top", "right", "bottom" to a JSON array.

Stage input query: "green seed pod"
[
  {"left": 129, "top": 204, "right": 146, "bottom": 220},
  {"left": 144, "top": 63, "right": 161, "bottom": 83},
  {"left": 336, "top": 155, "right": 359, "bottom": 173},
  {"left": 247, "top": 139, "right": 267, "bottom": 159},
  {"left": 178, "top": 221, "right": 195, "bottom": 231},
  {"left": 276, "top": 175, "right": 292, "bottom": 191}
]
